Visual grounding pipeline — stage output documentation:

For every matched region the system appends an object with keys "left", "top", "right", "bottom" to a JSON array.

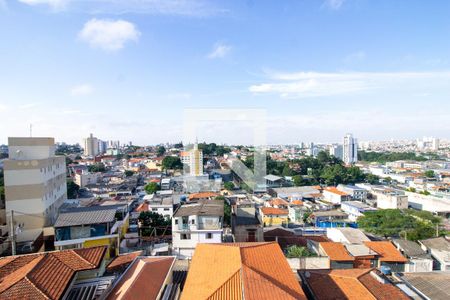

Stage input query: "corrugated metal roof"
[{"left": 55, "top": 208, "right": 117, "bottom": 227}]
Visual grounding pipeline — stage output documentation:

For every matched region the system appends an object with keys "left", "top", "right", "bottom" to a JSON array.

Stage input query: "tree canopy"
[
  {"left": 357, "top": 209, "right": 442, "bottom": 241},
  {"left": 88, "top": 163, "right": 106, "bottom": 173},
  {"left": 144, "top": 182, "right": 160, "bottom": 194},
  {"left": 138, "top": 211, "right": 171, "bottom": 236},
  {"left": 156, "top": 146, "right": 166, "bottom": 157},
  {"left": 162, "top": 156, "right": 183, "bottom": 170},
  {"left": 66, "top": 180, "right": 80, "bottom": 199},
  {"left": 286, "top": 245, "right": 316, "bottom": 258},
  {"left": 358, "top": 151, "right": 428, "bottom": 163}
]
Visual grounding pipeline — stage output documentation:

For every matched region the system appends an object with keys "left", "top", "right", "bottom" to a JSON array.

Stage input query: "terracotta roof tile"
[
  {"left": 106, "top": 257, "right": 175, "bottom": 300},
  {"left": 106, "top": 251, "right": 143, "bottom": 272},
  {"left": 0, "top": 246, "right": 106, "bottom": 300},
  {"left": 188, "top": 192, "right": 218, "bottom": 200},
  {"left": 325, "top": 187, "right": 349, "bottom": 196},
  {"left": 320, "top": 242, "right": 355, "bottom": 261},
  {"left": 364, "top": 242, "right": 408, "bottom": 263},
  {"left": 260, "top": 207, "right": 288, "bottom": 216},
  {"left": 181, "top": 242, "right": 306, "bottom": 300},
  {"left": 303, "top": 269, "right": 409, "bottom": 300}
]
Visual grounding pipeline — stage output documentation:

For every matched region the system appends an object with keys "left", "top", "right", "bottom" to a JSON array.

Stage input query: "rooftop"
[
  {"left": 106, "top": 256, "right": 176, "bottom": 300},
  {"left": 364, "top": 241, "right": 408, "bottom": 263},
  {"left": 55, "top": 207, "right": 117, "bottom": 227},
  {"left": 0, "top": 247, "right": 106, "bottom": 300},
  {"left": 173, "top": 200, "right": 224, "bottom": 217},
  {"left": 399, "top": 272, "right": 450, "bottom": 300},
  {"left": 392, "top": 239, "right": 427, "bottom": 258},
  {"left": 260, "top": 207, "right": 289, "bottom": 216},
  {"left": 181, "top": 242, "right": 306, "bottom": 300},
  {"left": 106, "top": 250, "right": 143, "bottom": 273},
  {"left": 419, "top": 237, "right": 450, "bottom": 252},
  {"left": 302, "top": 269, "right": 409, "bottom": 300},
  {"left": 320, "top": 242, "right": 354, "bottom": 261},
  {"left": 324, "top": 187, "right": 349, "bottom": 196}
]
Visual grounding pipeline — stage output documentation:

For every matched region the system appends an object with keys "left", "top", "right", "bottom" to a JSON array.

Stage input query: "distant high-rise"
[
  {"left": 83, "top": 133, "right": 99, "bottom": 157},
  {"left": 4, "top": 137, "right": 67, "bottom": 230},
  {"left": 181, "top": 141, "right": 203, "bottom": 176},
  {"left": 343, "top": 133, "right": 358, "bottom": 164},
  {"left": 329, "top": 144, "right": 343, "bottom": 160},
  {"left": 432, "top": 138, "right": 440, "bottom": 151}
]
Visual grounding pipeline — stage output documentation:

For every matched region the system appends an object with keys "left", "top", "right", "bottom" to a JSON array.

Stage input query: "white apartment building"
[
  {"left": 180, "top": 142, "right": 203, "bottom": 176},
  {"left": 172, "top": 200, "right": 223, "bottom": 258},
  {"left": 4, "top": 137, "right": 67, "bottom": 230},
  {"left": 343, "top": 133, "right": 358, "bottom": 164},
  {"left": 329, "top": 144, "right": 343, "bottom": 160},
  {"left": 340, "top": 201, "right": 377, "bottom": 222},
  {"left": 83, "top": 133, "right": 99, "bottom": 157},
  {"left": 372, "top": 187, "right": 408, "bottom": 209},
  {"left": 74, "top": 172, "right": 100, "bottom": 188}
]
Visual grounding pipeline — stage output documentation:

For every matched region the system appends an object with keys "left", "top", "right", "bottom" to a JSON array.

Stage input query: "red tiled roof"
[
  {"left": 135, "top": 202, "right": 149, "bottom": 212},
  {"left": 303, "top": 269, "right": 409, "bottom": 300},
  {"left": 325, "top": 187, "right": 349, "bottom": 196},
  {"left": 106, "top": 251, "right": 143, "bottom": 272},
  {"left": 106, "top": 257, "right": 175, "bottom": 300},
  {"left": 0, "top": 247, "right": 106, "bottom": 300},
  {"left": 364, "top": 242, "right": 408, "bottom": 263},
  {"left": 260, "top": 207, "right": 289, "bottom": 216},
  {"left": 320, "top": 242, "right": 355, "bottom": 261},
  {"left": 188, "top": 192, "right": 218, "bottom": 200},
  {"left": 268, "top": 198, "right": 289, "bottom": 207},
  {"left": 181, "top": 242, "right": 306, "bottom": 300}
]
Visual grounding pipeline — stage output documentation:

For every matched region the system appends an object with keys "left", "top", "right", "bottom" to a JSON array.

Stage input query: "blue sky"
[{"left": 1, "top": 0, "right": 450, "bottom": 145}]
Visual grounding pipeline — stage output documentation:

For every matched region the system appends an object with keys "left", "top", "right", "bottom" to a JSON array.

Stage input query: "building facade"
[
  {"left": 4, "top": 137, "right": 67, "bottom": 230},
  {"left": 343, "top": 133, "right": 358, "bottom": 165},
  {"left": 181, "top": 142, "right": 203, "bottom": 176},
  {"left": 83, "top": 133, "right": 99, "bottom": 157}
]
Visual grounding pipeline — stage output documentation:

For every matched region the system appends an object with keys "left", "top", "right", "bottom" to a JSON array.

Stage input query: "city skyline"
[{"left": 1, "top": 0, "right": 450, "bottom": 144}]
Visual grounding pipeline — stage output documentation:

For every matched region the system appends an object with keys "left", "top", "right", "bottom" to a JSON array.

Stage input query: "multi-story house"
[
  {"left": 4, "top": 137, "right": 67, "bottom": 230},
  {"left": 54, "top": 206, "right": 128, "bottom": 259},
  {"left": 172, "top": 200, "right": 224, "bottom": 258}
]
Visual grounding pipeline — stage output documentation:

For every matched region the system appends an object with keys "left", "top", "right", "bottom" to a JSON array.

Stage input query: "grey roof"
[
  {"left": 419, "top": 237, "right": 450, "bottom": 252},
  {"left": 400, "top": 272, "right": 450, "bottom": 300},
  {"left": 312, "top": 210, "right": 348, "bottom": 217},
  {"left": 342, "top": 201, "right": 372, "bottom": 209},
  {"left": 173, "top": 200, "right": 224, "bottom": 217},
  {"left": 331, "top": 227, "right": 370, "bottom": 244},
  {"left": 264, "top": 174, "right": 283, "bottom": 182},
  {"left": 392, "top": 239, "right": 427, "bottom": 258},
  {"left": 55, "top": 207, "right": 117, "bottom": 227},
  {"left": 345, "top": 244, "right": 378, "bottom": 257}
]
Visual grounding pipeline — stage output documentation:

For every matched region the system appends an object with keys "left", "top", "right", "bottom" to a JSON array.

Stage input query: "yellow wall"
[
  {"left": 84, "top": 237, "right": 118, "bottom": 259},
  {"left": 262, "top": 215, "right": 288, "bottom": 227}
]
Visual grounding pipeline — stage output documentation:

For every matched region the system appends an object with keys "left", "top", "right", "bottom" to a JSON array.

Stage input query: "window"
[
  {"left": 152, "top": 208, "right": 158, "bottom": 212},
  {"left": 164, "top": 208, "right": 170, "bottom": 211},
  {"left": 181, "top": 234, "right": 191, "bottom": 240},
  {"left": 175, "top": 219, "right": 178, "bottom": 225},
  {"left": 191, "top": 219, "right": 195, "bottom": 224},
  {"left": 206, "top": 233, "right": 213, "bottom": 239}
]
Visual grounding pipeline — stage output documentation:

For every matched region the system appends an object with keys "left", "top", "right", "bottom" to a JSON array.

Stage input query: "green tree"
[
  {"left": 424, "top": 170, "right": 435, "bottom": 178},
  {"left": 286, "top": 245, "right": 316, "bottom": 258},
  {"left": 420, "top": 190, "right": 431, "bottom": 196},
  {"left": 293, "top": 175, "right": 307, "bottom": 186},
  {"left": 138, "top": 211, "right": 171, "bottom": 236},
  {"left": 366, "top": 174, "right": 380, "bottom": 185},
  {"left": 224, "top": 182, "right": 234, "bottom": 190},
  {"left": 144, "top": 182, "right": 160, "bottom": 194},
  {"left": 162, "top": 156, "right": 183, "bottom": 170},
  {"left": 156, "top": 145, "right": 166, "bottom": 157},
  {"left": 88, "top": 163, "right": 106, "bottom": 173},
  {"left": 357, "top": 209, "right": 442, "bottom": 241},
  {"left": 124, "top": 170, "right": 134, "bottom": 177},
  {"left": 67, "top": 180, "right": 80, "bottom": 199}
]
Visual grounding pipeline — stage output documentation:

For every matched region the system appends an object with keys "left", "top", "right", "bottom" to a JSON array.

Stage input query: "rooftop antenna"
[{"left": 30, "top": 124, "right": 33, "bottom": 137}]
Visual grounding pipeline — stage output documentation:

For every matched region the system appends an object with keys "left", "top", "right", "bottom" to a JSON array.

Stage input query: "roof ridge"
[
  {"left": 0, "top": 255, "right": 44, "bottom": 294},
  {"left": 23, "top": 276, "right": 51, "bottom": 300},
  {"left": 70, "top": 249, "right": 97, "bottom": 268}
]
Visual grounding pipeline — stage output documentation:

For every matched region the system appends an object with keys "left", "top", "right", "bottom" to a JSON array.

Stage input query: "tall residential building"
[
  {"left": 4, "top": 137, "right": 67, "bottom": 230},
  {"left": 98, "top": 140, "right": 107, "bottom": 154},
  {"left": 181, "top": 142, "right": 203, "bottom": 176},
  {"left": 329, "top": 144, "right": 343, "bottom": 160},
  {"left": 83, "top": 133, "right": 99, "bottom": 157},
  {"left": 343, "top": 133, "right": 358, "bottom": 164},
  {"left": 432, "top": 138, "right": 440, "bottom": 151}
]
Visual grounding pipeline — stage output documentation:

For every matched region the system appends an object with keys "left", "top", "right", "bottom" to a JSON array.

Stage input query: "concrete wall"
[{"left": 287, "top": 257, "right": 330, "bottom": 270}]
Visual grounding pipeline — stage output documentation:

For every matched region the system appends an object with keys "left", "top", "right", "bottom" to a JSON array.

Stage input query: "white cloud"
[
  {"left": 78, "top": 19, "right": 140, "bottom": 51},
  {"left": 0, "top": 104, "right": 7, "bottom": 112},
  {"left": 323, "top": 0, "right": 345, "bottom": 10},
  {"left": 19, "top": 103, "right": 39, "bottom": 109},
  {"left": 249, "top": 70, "right": 450, "bottom": 99},
  {"left": 18, "top": 0, "right": 69, "bottom": 10},
  {"left": 207, "top": 42, "right": 232, "bottom": 59},
  {"left": 70, "top": 84, "right": 93, "bottom": 96}
]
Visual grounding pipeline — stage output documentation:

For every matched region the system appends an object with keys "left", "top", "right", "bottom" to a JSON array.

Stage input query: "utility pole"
[
  {"left": 10, "top": 210, "right": 16, "bottom": 256},
  {"left": 436, "top": 224, "right": 439, "bottom": 237}
]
